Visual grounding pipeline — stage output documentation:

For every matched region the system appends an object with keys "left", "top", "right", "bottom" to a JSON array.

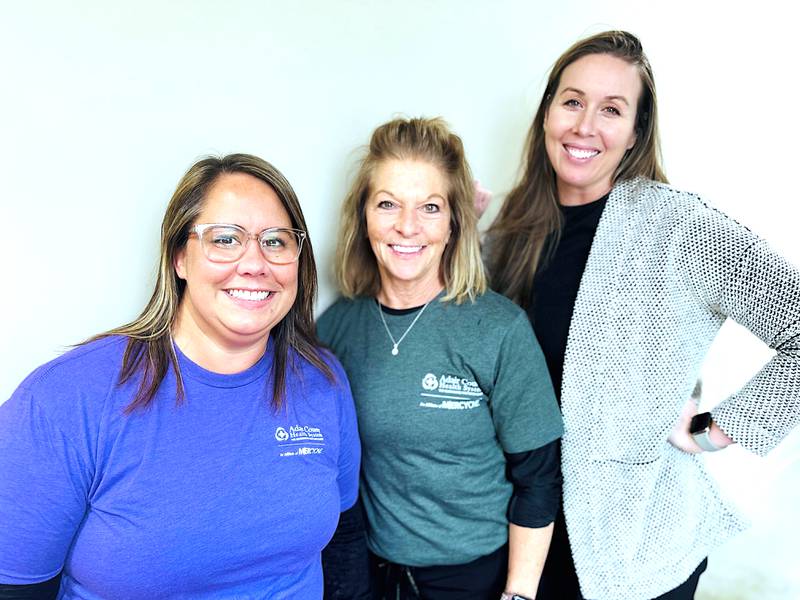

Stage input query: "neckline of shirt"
[
  {"left": 559, "top": 191, "right": 610, "bottom": 213},
  {"left": 376, "top": 289, "right": 446, "bottom": 316},
  {"left": 172, "top": 339, "right": 273, "bottom": 388}
]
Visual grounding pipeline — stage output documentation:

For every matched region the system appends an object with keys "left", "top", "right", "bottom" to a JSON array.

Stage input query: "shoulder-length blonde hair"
[
  {"left": 336, "top": 117, "right": 486, "bottom": 304},
  {"left": 487, "top": 30, "right": 668, "bottom": 305},
  {"left": 90, "top": 153, "right": 332, "bottom": 412}
]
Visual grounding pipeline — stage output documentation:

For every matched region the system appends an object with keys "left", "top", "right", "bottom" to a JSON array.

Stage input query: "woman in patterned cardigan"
[{"left": 486, "top": 30, "right": 800, "bottom": 600}]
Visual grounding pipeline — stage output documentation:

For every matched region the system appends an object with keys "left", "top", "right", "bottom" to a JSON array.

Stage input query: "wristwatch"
[
  {"left": 689, "top": 411, "right": 722, "bottom": 452},
  {"left": 500, "top": 593, "right": 534, "bottom": 600}
]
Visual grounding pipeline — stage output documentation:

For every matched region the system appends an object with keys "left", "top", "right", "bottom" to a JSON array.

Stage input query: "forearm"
[
  {"left": 711, "top": 355, "right": 800, "bottom": 456},
  {"left": 504, "top": 522, "right": 553, "bottom": 598}
]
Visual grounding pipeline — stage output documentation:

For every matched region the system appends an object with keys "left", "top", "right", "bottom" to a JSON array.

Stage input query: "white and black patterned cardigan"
[{"left": 559, "top": 177, "right": 800, "bottom": 599}]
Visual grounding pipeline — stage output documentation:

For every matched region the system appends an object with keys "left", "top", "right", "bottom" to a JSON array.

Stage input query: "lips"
[
  {"left": 565, "top": 145, "right": 600, "bottom": 159},
  {"left": 225, "top": 288, "right": 272, "bottom": 301}
]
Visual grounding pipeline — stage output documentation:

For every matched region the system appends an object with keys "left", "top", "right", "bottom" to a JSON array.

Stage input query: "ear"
[{"left": 174, "top": 248, "right": 188, "bottom": 280}]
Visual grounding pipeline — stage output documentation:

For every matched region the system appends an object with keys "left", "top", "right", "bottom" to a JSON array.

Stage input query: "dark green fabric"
[{"left": 317, "top": 290, "right": 562, "bottom": 566}]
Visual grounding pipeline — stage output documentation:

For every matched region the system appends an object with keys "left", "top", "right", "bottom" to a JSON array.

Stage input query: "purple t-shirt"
[{"left": 0, "top": 336, "right": 360, "bottom": 599}]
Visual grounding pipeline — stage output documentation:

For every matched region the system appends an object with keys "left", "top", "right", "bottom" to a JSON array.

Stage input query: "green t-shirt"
[{"left": 317, "top": 290, "right": 562, "bottom": 566}]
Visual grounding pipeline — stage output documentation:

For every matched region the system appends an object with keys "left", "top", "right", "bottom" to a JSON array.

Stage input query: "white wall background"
[{"left": 2, "top": 1, "right": 798, "bottom": 596}]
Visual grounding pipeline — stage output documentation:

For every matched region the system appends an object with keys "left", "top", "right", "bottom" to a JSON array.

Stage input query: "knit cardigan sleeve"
[{"left": 676, "top": 202, "right": 800, "bottom": 456}]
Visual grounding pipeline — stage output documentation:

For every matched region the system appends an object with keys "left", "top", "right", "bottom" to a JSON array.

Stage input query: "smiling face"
[
  {"left": 365, "top": 159, "right": 451, "bottom": 305},
  {"left": 544, "top": 53, "right": 642, "bottom": 205},
  {"left": 173, "top": 172, "right": 298, "bottom": 355}
]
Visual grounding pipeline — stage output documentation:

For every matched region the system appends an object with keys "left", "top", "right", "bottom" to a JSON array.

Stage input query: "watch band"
[
  {"left": 500, "top": 594, "right": 534, "bottom": 600},
  {"left": 693, "top": 428, "right": 723, "bottom": 452}
]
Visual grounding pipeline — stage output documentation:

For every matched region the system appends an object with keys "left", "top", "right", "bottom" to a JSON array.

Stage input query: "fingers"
[{"left": 473, "top": 179, "right": 492, "bottom": 218}]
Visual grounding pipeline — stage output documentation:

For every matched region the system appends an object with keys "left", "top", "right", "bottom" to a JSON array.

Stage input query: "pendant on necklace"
[{"left": 376, "top": 297, "right": 432, "bottom": 358}]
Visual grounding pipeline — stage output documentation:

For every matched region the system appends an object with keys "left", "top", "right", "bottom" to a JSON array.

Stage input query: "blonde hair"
[
  {"left": 487, "top": 30, "right": 667, "bottom": 304},
  {"left": 336, "top": 117, "right": 486, "bottom": 304},
  {"left": 90, "top": 153, "right": 332, "bottom": 411}
]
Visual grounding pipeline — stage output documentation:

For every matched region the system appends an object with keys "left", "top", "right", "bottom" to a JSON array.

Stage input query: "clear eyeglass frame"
[{"left": 189, "top": 223, "right": 306, "bottom": 265}]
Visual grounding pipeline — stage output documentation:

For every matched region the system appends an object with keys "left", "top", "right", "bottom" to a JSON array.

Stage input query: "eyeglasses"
[{"left": 190, "top": 223, "right": 306, "bottom": 264}]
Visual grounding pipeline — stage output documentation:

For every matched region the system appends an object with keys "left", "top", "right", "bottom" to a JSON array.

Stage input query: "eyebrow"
[
  {"left": 374, "top": 189, "right": 447, "bottom": 202},
  {"left": 560, "top": 87, "right": 630, "bottom": 106}
]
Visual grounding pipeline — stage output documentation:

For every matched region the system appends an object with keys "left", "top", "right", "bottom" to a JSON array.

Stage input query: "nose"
[
  {"left": 575, "top": 109, "right": 596, "bottom": 137},
  {"left": 395, "top": 206, "right": 420, "bottom": 237},
  {"left": 236, "top": 237, "right": 273, "bottom": 277}
]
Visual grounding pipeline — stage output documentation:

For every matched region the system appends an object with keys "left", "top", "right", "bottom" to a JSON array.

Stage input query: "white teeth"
[
  {"left": 391, "top": 245, "right": 423, "bottom": 254},
  {"left": 566, "top": 146, "right": 599, "bottom": 159},
  {"left": 227, "top": 289, "right": 271, "bottom": 301}
]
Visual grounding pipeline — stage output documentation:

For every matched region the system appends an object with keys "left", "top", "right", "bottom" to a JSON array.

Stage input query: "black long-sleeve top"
[{"left": 527, "top": 195, "right": 608, "bottom": 401}]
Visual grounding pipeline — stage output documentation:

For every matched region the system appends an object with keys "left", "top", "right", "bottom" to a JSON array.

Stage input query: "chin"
[
  {"left": 226, "top": 320, "right": 275, "bottom": 341},
  {"left": 389, "top": 272, "right": 425, "bottom": 285}
]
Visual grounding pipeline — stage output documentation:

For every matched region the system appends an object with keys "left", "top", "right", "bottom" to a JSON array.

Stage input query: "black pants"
[
  {"left": 538, "top": 507, "right": 708, "bottom": 600},
  {"left": 369, "top": 544, "right": 508, "bottom": 600}
]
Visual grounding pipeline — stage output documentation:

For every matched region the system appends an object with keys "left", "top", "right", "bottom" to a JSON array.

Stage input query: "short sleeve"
[
  {"left": 490, "top": 312, "right": 564, "bottom": 454},
  {"left": 332, "top": 362, "right": 361, "bottom": 511},
  {"left": 0, "top": 386, "right": 90, "bottom": 584}
]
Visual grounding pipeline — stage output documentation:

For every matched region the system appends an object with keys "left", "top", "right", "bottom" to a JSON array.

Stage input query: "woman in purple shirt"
[{"left": 0, "top": 154, "right": 360, "bottom": 599}]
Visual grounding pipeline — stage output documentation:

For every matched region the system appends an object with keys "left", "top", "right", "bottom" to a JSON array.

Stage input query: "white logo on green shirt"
[{"left": 419, "top": 373, "right": 484, "bottom": 410}]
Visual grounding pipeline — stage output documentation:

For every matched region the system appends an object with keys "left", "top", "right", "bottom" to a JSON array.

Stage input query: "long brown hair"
[
  {"left": 487, "top": 30, "right": 668, "bottom": 305},
  {"left": 336, "top": 116, "right": 486, "bottom": 304},
  {"left": 91, "top": 154, "right": 332, "bottom": 412}
]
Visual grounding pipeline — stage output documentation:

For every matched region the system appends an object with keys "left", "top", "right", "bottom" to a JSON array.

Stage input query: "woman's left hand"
[
  {"left": 668, "top": 397, "right": 734, "bottom": 453},
  {"left": 667, "top": 397, "right": 703, "bottom": 453}
]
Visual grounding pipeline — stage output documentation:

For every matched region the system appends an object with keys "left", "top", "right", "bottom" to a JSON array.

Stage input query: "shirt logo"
[
  {"left": 419, "top": 373, "right": 484, "bottom": 410},
  {"left": 276, "top": 423, "right": 326, "bottom": 457},
  {"left": 422, "top": 373, "right": 439, "bottom": 391},
  {"left": 286, "top": 425, "right": 325, "bottom": 442}
]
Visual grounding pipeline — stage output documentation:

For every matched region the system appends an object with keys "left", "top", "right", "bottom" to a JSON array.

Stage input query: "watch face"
[{"left": 690, "top": 411, "right": 712, "bottom": 434}]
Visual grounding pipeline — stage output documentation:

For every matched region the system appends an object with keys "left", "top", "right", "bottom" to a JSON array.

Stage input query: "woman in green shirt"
[{"left": 320, "top": 117, "right": 564, "bottom": 600}]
